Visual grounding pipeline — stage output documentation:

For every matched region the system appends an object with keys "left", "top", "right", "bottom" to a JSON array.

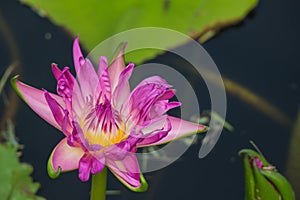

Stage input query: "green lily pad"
[{"left": 20, "top": 0, "right": 258, "bottom": 63}]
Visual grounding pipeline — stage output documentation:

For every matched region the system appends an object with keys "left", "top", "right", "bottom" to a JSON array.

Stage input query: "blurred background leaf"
[
  {"left": 0, "top": 143, "right": 46, "bottom": 200},
  {"left": 20, "top": 0, "right": 258, "bottom": 63}
]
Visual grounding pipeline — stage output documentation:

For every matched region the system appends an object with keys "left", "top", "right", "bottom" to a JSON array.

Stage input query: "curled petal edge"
[
  {"left": 47, "top": 153, "right": 62, "bottom": 179},
  {"left": 47, "top": 138, "right": 83, "bottom": 179},
  {"left": 112, "top": 171, "right": 148, "bottom": 192}
]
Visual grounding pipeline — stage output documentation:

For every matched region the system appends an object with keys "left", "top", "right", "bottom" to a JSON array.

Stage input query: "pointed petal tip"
[
  {"left": 110, "top": 42, "right": 128, "bottom": 64},
  {"left": 11, "top": 74, "right": 20, "bottom": 86},
  {"left": 11, "top": 76, "right": 24, "bottom": 100},
  {"left": 98, "top": 56, "right": 108, "bottom": 74},
  {"left": 121, "top": 42, "right": 128, "bottom": 51},
  {"left": 127, "top": 62, "right": 134, "bottom": 68},
  {"left": 116, "top": 42, "right": 128, "bottom": 60},
  {"left": 74, "top": 35, "right": 79, "bottom": 45},
  {"left": 202, "top": 124, "right": 209, "bottom": 132},
  {"left": 11, "top": 75, "right": 19, "bottom": 89},
  {"left": 73, "top": 36, "right": 84, "bottom": 73},
  {"left": 73, "top": 36, "right": 81, "bottom": 50},
  {"left": 51, "top": 63, "right": 58, "bottom": 71},
  {"left": 11, "top": 74, "right": 20, "bottom": 81},
  {"left": 113, "top": 42, "right": 127, "bottom": 54},
  {"left": 100, "top": 56, "right": 108, "bottom": 61},
  {"left": 51, "top": 63, "right": 62, "bottom": 79},
  {"left": 122, "top": 41, "right": 128, "bottom": 46},
  {"left": 51, "top": 63, "right": 57, "bottom": 70},
  {"left": 100, "top": 56, "right": 108, "bottom": 65},
  {"left": 135, "top": 173, "right": 148, "bottom": 192}
]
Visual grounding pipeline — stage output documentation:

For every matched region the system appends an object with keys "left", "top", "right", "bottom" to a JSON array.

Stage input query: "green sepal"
[
  {"left": 239, "top": 149, "right": 270, "bottom": 166},
  {"left": 47, "top": 148, "right": 61, "bottom": 179},
  {"left": 252, "top": 160, "right": 280, "bottom": 199},
  {"left": 239, "top": 148, "right": 295, "bottom": 200},
  {"left": 260, "top": 170, "right": 295, "bottom": 200},
  {"left": 242, "top": 155, "right": 255, "bottom": 200}
]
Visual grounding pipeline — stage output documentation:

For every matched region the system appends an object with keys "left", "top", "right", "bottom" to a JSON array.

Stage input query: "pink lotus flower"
[{"left": 12, "top": 37, "right": 207, "bottom": 191}]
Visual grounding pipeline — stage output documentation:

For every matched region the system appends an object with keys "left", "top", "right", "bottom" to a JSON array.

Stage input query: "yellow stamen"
[{"left": 85, "top": 123, "right": 128, "bottom": 147}]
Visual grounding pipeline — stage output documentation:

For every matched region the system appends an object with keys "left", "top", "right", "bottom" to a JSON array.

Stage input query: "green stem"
[{"left": 91, "top": 167, "right": 107, "bottom": 200}]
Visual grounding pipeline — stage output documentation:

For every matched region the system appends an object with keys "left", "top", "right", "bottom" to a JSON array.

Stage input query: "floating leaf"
[{"left": 20, "top": 0, "right": 258, "bottom": 63}]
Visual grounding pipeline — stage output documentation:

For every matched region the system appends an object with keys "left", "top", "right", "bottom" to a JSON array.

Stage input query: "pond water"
[{"left": 0, "top": 0, "right": 299, "bottom": 199}]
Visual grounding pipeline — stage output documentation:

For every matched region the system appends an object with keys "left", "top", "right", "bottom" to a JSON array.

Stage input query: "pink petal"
[
  {"left": 49, "top": 138, "right": 84, "bottom": 173},
  {"left": 73, "top": 36, "right": 85, "bottom": 74},
  {"left": 134, "top": 76, "right": 172, "bottom": 89},
  {"left": 157, "top": 89, "right": 176, "bottom": 100},
  {"left": 137, "top": 117, "right": 171, "bottom": 146},
  {"left": 91, "top": 156, "right": 105, "bottom": 174},
  {"left": 44, "top": 91, "right": 72, "bottom": 136},
  {"left": 77, "top": 58, "right": 99, "bottom": 99},
  {"left": 112, "top": 63, "right": 134, "bottom": 110},
  {"left": 108, "top": 42, "right": 127, "bottom": 92},
  {"left": 73, "top": 37, "right": 99, "bottom": 100},
  {"left": 52, "top": 63, "right": 84, "bottom": 117},
  {"left": 137, "top": 131, "right": 168, "bottom": 147},
  {"left": 127, "top": 76, "right": 176, "bottom": 125},
  {"left": 78, "top": 154, "right": 92, "bottom": 181},
  {"left": 97, "top": 56, "right": 108, "bottom": 77},
  {"left": 98, "top": 56, "right": 111, "bottom": 100},
  {"left": 51, "top": 63, "right": 62, "bottom": 79},
  {"left": 71, "top": 77, "right": 84, "bottom": 117},
  {"left": 105, "top": 135, "right": 142, "bottom": 161},
  {"left": 13, "top": 78, "right": 65, "bottom": 131},
  {"left": 150, "top": 101, "right": 181, "bottom": 119},
  {"left": 140, "top": 115, "right": 168, "bottom": 133},
  {"left": 107, "top": 153, "right": 142, "bottom": 188},
  {"left": 164, "top": 101, "right": 182, "bottom": 111},
  {"left": 137, "top": 116, "right": 207, "bottom": 147}
]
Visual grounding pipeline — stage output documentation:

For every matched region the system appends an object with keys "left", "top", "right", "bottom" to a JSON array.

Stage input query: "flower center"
[{"left": 80, "top": 98, "right": 128, "bottom": 147}]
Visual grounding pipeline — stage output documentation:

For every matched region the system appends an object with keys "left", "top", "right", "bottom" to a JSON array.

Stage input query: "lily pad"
[{"left": 20, "top": 0, "right": 258, "bottom": 63}]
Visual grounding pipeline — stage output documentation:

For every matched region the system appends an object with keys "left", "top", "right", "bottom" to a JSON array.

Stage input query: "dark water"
[{"left": 0, "top": 0, "right": 299, "bottom": 200}]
